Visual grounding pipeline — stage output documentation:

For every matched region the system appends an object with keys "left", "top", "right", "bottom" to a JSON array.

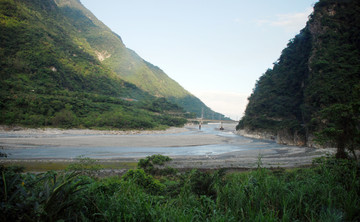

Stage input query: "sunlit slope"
[
  {"left": 0, "top": 0, "right": 187, "bottom": 129},
  {"left": 55, "top": 0, "right": 225, "bottom": 119}
]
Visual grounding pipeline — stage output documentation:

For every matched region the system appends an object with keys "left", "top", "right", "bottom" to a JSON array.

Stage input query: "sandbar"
[{"left": 0, "top": 124, "right": 336, "bottom": 170}]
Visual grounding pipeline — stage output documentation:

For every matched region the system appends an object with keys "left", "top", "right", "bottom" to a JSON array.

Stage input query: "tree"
[{"left": 314, "top": 103, "right": 360, "bottom": 159}]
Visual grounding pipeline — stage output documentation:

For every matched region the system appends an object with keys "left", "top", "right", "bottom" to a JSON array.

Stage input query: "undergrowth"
[{"left": 1, "top": 155, "right": 359, "bottom": 221}]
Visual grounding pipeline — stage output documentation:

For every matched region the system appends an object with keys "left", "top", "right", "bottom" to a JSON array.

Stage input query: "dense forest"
[
  {"left": 0, "top": 0, "right": 229, "bottom": 130},
  {"left": 0, "top": 0, "right": 194, "bottom": 129},
  {"left": 53, "top": 0, "right": 225, "bottom": 120},
  {"left": 237, "top": 0, "right": 360, "bottom": 158}
]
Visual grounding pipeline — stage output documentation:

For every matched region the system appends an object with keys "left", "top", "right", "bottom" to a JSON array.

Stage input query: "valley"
[{"left": 0, "top": 123, "right": 334, "bottom": 171}]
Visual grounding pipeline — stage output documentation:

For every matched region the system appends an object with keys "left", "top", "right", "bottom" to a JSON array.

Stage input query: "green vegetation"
[
  {"left": 238, "top": 0, "right": 360, "bottom": 156},
  {"left": 1, "top": 160, "right": 137, "bottom": 172},
  {"left": 238, "top": 27, "right": 312, "bottom": 133},
  {"left": 0, "top": 0, "right": 188, "bottom": 129},
  {"left": 55, "top": 0, "right": 223, "bottom": 119},
  {"left": 0, "top": 87, "right": 187, "bottom": 129},
  {"left": 1, "top": 155, "right": 359, "bottom": 221}
]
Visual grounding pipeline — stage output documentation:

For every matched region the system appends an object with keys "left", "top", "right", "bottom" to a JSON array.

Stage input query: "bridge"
[{"left": 187, "top": 119, "right": 238, "bottom": 124}]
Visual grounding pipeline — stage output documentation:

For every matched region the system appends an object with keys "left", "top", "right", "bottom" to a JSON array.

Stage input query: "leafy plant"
[
  {"left": 122, "top": 169, "right": 165, "bottom": 195},
  {"left": 38, "top": 171, "right": 89, "bottom": 221},
  {"left": 1, "top": 155, "right": 360, "bottom": 221},
  {"left": 314, "top": 103, "right": 360, "bottom": 159},
  {"left": 66, "top": 156, "right": 103, "bottom": 177},
  {"left": 137, "top": 154, "right": 174, "bottom": 175}
]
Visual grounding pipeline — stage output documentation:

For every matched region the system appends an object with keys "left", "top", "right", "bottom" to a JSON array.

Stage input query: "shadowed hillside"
[{"left": 237, "top": 0, "right": 360, "bottom": 157}]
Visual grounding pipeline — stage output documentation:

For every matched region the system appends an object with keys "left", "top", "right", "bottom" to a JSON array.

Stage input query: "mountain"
[
  {"left": 0, "top": 0, "right": 190, "bottom": 129},
  {"left": 237, "top": 0, "right": 360, "bottom": 157},
  {"left": 0, "top": 0, "right": 228, "bottom": 130},
  {"left": 53, "top": 0, "right": 225, "bottom": 120}
]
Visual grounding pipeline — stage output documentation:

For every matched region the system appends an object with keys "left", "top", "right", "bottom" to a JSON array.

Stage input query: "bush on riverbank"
[{"left": 1, "top": 155, "right": 359, "bottom": 221}]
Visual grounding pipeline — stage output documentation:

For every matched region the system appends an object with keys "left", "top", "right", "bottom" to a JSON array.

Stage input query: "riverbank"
[
  {"left": 1, "top": 146, "right": 335, "bottom": 173},
  {"left": 0, "top": 125, "right": 188, "bottom": 136},
  {"left": 0, "top": 123, "right": 336, "bottom": 172},
  {"left": 0, "top": 125, "right": 224, "bottom": 149}
]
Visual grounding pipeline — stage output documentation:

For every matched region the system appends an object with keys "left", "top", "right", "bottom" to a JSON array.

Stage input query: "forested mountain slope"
[
  {"left": 237, "top": 0, "right": 360, "bottom": 157},
  {"left": 0, "top": 0, "right": 188, "bottom": 129},
  {"left": 54, "top": 0, "right": 224, "bottom": 119}
]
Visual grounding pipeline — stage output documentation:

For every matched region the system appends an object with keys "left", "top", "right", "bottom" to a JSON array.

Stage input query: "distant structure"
[
  {"left": 199, "top": 107, "right": 204, "bottom": 130},
  {"left": 219, "top": 114, "right": 224, "bottom": 130}
]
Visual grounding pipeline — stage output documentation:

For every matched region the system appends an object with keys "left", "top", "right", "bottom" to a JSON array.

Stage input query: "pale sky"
[{"left": 80, "top": 0, "right": 317, "bottom": 120}]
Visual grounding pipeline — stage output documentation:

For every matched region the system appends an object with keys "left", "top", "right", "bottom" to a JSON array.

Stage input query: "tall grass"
[{"left": 1, "top": 156, "right": 359, "bottom": 221}]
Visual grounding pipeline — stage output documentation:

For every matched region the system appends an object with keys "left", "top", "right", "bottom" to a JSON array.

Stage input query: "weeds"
[
  {"left": 1, "top": 155, "right": 359, "bottom": 221},
  {"left": 137, "top": 154, "right": 175, "bottom": 175},
  {"left": 66, "top": 156, "right": 103, "bottom": 177}
]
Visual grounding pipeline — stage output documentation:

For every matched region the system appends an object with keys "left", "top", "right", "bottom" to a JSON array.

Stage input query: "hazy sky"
[{"left": 81, "top": 0, "right": 317, "bottom": 120}]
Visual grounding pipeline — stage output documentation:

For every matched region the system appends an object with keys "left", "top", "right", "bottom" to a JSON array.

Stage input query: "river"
[
  {"left": 0, "top": 123, "right": 332, "bottom": 168},
  {"left": 1, "top": 123, "right": 286, "bottom": 159}
]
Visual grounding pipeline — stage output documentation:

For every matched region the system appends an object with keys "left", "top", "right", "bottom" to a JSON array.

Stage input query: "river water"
[{"left": 0, "top": 123, "right": 291, "bottom": 159}]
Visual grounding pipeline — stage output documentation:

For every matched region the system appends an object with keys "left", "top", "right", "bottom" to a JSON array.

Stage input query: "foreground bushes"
[{"left": 1, "top": 156, "right": 359, "bottom": 221}]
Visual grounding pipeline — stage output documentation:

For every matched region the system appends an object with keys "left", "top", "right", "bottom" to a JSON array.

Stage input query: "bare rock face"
[
  {"left": 276, "top": 129, "right": 306, "bottom": 147},
  {"left": 237, "top": 128, "right": 308, "bottom": 147},
  {"left": 95, "top": 50, "right": 111, "bottom": 62},
  {"left": 237, "top": 127, "right": 332, "bottom": 149},
  {"left": 236, "top": 129, "right": 276, "bottom": 141}
]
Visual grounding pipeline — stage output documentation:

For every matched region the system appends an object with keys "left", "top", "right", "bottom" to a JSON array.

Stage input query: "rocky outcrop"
[
  {"left": 237, "top": 128, "right": 321, "bottom": 148},
  {"left": 95, "top": 50, "right": 111, "bottom": 62},
  {"left": 236, "top": 129, "right": 276, "bottom": 141}
]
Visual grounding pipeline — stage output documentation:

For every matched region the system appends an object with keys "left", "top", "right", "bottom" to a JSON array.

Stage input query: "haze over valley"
[{"left": 81, "top": 0, "right": 317, "bottom": 120}]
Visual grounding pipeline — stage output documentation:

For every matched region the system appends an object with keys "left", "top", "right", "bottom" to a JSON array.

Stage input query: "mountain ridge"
[
  {"left": 0, "top": 0, "right": 230, "bottom": 131},
  {"left": 237, "top": 0, "right": 360, "bottom": 157},
  {"left": 0, "top": 0, "right": 192, "bottom": 129},
  {"left": 56, "top": 0, "right": 226, "bottom": 119}
]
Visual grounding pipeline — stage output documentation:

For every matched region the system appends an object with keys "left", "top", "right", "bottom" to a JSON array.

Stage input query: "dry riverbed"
[{"left": 0, "top": 124, "right": 335, "bottom": 172}]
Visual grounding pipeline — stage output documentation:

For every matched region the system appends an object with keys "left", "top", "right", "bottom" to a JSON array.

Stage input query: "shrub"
[
  {"left": 51, "top": 109, "right": 78, "bottom": 128},
  {"left": 137, "top": 154, "right": 174, "bottom": 175},
  {"left": 66, "top": 156, "right": 103, "bottom": 177},
  {"left": 122, "top": 169, "right": 164, "bottom": 194}
]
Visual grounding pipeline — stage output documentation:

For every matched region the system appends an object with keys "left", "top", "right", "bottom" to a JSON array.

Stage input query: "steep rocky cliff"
[{"left": 237, "top": 0, "right": 360, "bottom": 151}]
